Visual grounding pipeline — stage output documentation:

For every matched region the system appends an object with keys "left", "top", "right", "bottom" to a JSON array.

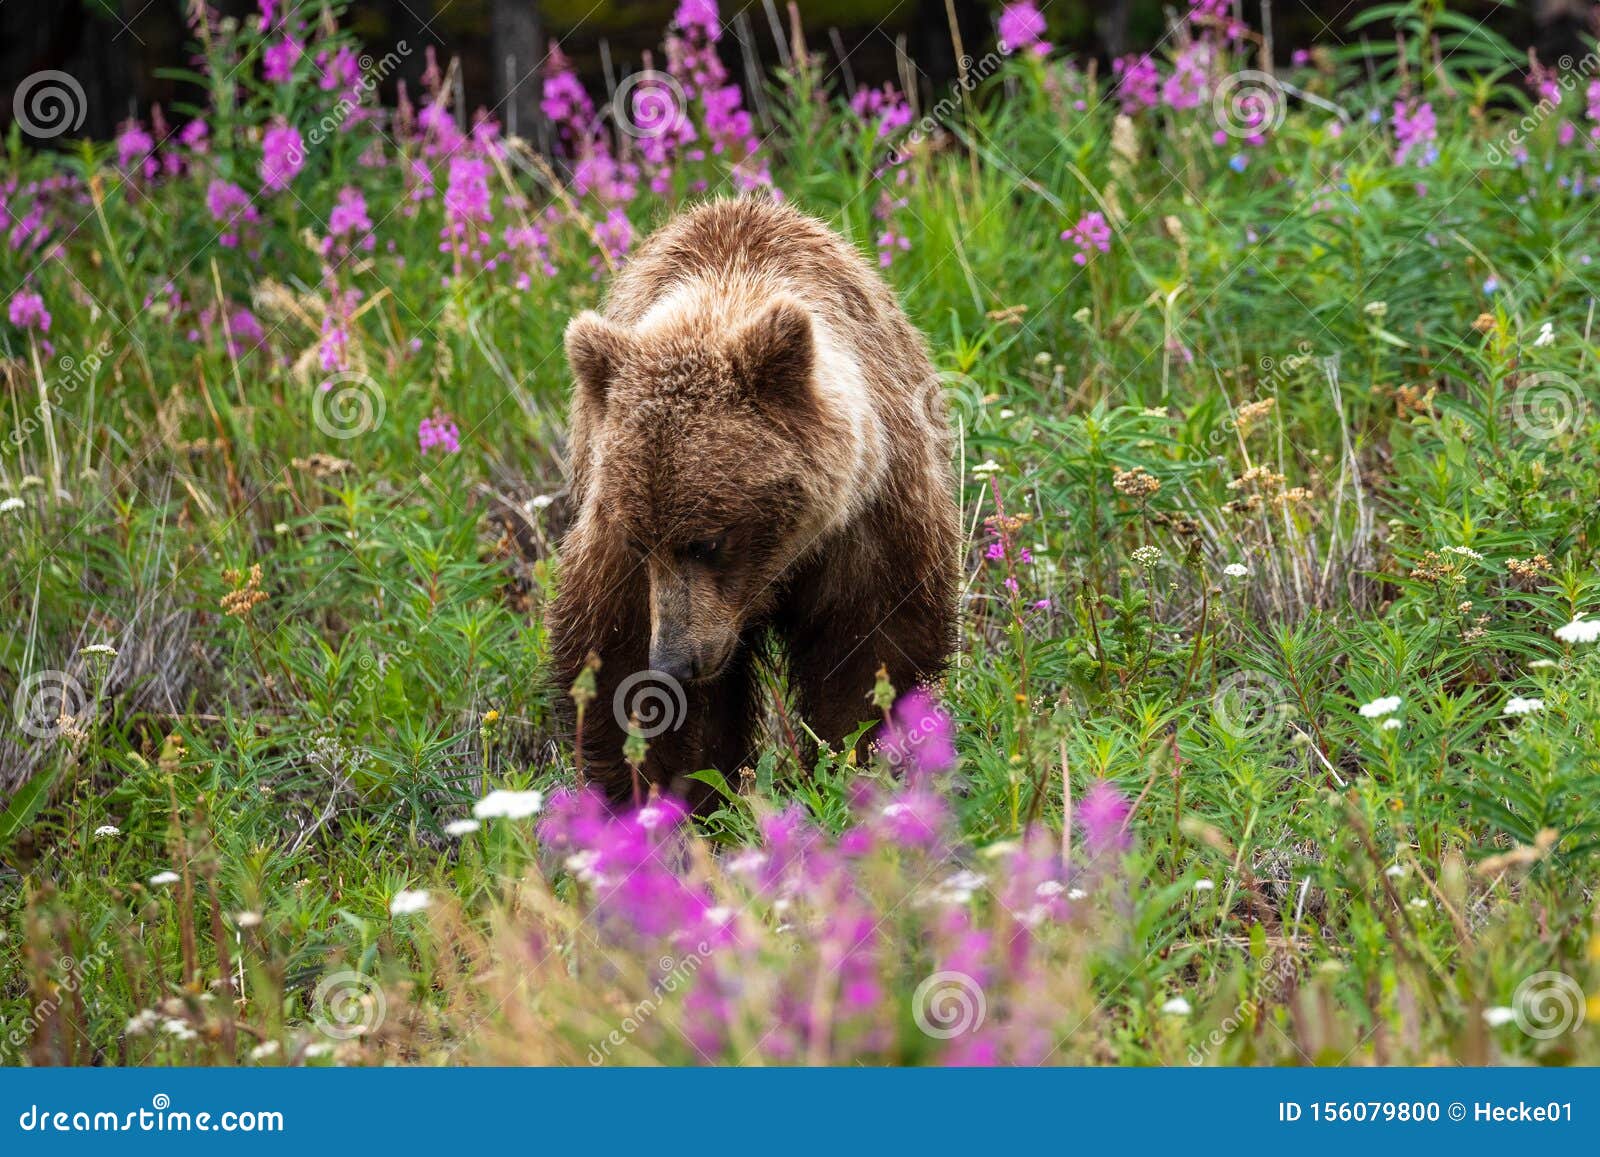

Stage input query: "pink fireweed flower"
[
  {"left": 876, "top": 230, "right": 911, "bottom": 267},
  {"left": 205, "top": 179, "right": 258, "bottom": 248},
  {"left": 676, "top": 0, "right": 719, "bottom": 37},
  {"left": 115, "top": 120, "right": 154, "bottom": 174},
  {"left": 8, "top": 289, "right": 50, "bottom": 332},
  {"left": 879, "top": 688, "right": 956, "bottom": 780},
  {"left": 851, "top": 83, "right": 913, "bottom": 138},
  {"left": 873, "top": 786, "right": 951, "bottom": 851},
  {"left": 418, "top": 413, "right": 461, "bottom": 454},
  {"left": 1391, "top": 100, "right": 1437, "bottom": 167},
  {"left": 1162, "top": 43, "right": 1210, "bottom": 110},
  {"left": 1061, "top": 210, "right": 1112, "bottom": 264},
  {"left": 1112, "top": 55, "right": 1162, "bottom": 111},
  {"left": 595, "top": 208, "right": 633, "bottom": 263},
  {"left": 1077, "top": 779, "right": 1131, "bottom": 855},
  {"left": 262, "top": 36, "right": 303, "bottom": 84},
  {"left": 259, "top": 123, "right": 305, "bottom": 191},
  {"left": 443, "top": 156, "right": 492, "bottom": 222},
  {"left": 997, "top": 3, "right": 1050, "bottom": 57},
  {"left": 180, "top": 118, "right": 209, "bottom": 152},
  {"left": 327, "top": 186, "right": 372, "bottom": 237}
]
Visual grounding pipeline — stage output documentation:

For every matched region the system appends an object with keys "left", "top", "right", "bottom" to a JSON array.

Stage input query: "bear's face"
[{"left": 566, "top": 298, "right": 826, "bottom": 684}]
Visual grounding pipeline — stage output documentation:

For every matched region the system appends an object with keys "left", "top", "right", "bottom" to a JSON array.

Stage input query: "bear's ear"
[
  {"left": 565, "top": 311, "right": 632, "bottom": 410},
  {"left": 729, "top": 296, "right": 815, "bottom": 408}
]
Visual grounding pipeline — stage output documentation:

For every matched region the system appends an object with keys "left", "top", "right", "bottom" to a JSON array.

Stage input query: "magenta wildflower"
[
  {"left": 675, "top": 0, "right": 720, "bottom": 38},
  {"left": 115, "top": 120, "right": 154, "bottom": 174},
  {"left": 879, "top": 688, "right": 956, "bottom": 780},
  {"left": 259, "top": 123, "right": 305, "bottom": 191},
  {"left": 205, "top": 179, "right": 258, "bottom": 248},
  {"left": 1391, "top": 100, "right": 1437, "bottom": 167},
  {"left": 327, "top": 186, "right": 372, "bottom": 237},
  {"left": 8, "top": 289, "right": 51, "bottom": 333},
  {"left": 594, "top": 208, "right": 633, "bottom": 263},
  {"left": 1112, "top": 55, "right": 1162, "bottom": 111},
  {"left": 1061, "top": 210, "right": 1112, "bottom": 264},
  {"left": 417, "top": 413, "right": 461, "bottom": 454},
  {"left": 851, "top": 83, "right": 913, "bottom": 138},
  {"left": 997, "top": 3, "right": 1050, "bottom": 57},
  {"left": 262, "top": 37, "right": 303, "bottom": 84},
  {"left": 1076, "top": 780, "right": 1131, "bottom": 855},
  {"left": 180, "top": 118, "right": 209, "bottom": 153}
]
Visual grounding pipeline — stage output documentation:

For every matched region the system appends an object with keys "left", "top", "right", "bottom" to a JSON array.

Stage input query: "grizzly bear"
[{"left": 548, "top": 197, "right": 958, "bottom": 807}]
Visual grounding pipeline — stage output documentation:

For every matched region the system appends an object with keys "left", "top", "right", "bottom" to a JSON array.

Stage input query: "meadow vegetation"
[{"left": 2, "top": 0, "right": 1600, "bottom": 1065}]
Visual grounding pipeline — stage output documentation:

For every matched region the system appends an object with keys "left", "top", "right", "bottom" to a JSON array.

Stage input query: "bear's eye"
[{"left": 684, "top": 538, "right": 722, "bottom": 564}]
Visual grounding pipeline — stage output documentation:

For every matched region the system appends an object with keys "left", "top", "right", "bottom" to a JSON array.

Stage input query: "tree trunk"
[{"left": 490, "top": 0, "right": 543, "bottom": 146}]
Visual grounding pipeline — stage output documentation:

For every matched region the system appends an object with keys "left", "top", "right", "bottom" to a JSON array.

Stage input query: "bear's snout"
[{"left": 648, "top": 641, "right": 699, "bottom": 685}]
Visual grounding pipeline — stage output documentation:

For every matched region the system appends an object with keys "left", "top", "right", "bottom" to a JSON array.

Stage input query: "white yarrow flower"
[
  {"left": 390, "top": 888, "right": 431, "bottom": 915},
  {"left": 249, "top": 1040, "right": 282, "bottom": 1060},
  {"left": 1193, "top": 878, "right": 1216, "bottom": 892},
  {"left": 1381, "top": 718, "right": 1403, "bottom": 731},
  {"left": 1555, "top": 616, "right": 1600, "bottom": 645},
  {"left": 148, "top": 870, "right": 181, "bottom": 886},
  {"left": 0, "top": 497, "right": 24, "bottom": 514},
  {"left": 80, "top": 643, "right": 117, "bottom": 658},
  {"left": 1384, "top": 864, "right": 1407, "bottom": 879},
  {"left": 1160, "top": 997, "right": 1193, "bottom": 1016},
  {"left": 1358, "top": 695, "right": 1402, "bottom": 718},
  {"left": 1503, "top": 697, "right": 1545, "bottom": 716},
  {"left": 443, "top": 818, "right": 481, "bottom": 837},
  {"left": 1532, "top": 321, "right": 1555, "bottom": 347},
  {"left": 94, "top": 824, "right": 121, "bottom": 837},
  {"left": 1223, "top": 563, "right": 1250, "bottom": 578},
  {"left": 472, "top": 788, "right": 544, "bottom": 820},
  {"left": 1482, "top": 1006, "right": 1517, "bottom": 1027}
]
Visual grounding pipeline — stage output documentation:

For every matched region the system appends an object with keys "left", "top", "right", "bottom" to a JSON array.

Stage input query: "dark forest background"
[{"left": 2, "top": 1, "right": 1595, "bottom": 144}]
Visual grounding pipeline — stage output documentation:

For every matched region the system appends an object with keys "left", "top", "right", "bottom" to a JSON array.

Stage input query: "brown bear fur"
[{"left": 548, "top": 197, "right": 958, "bottom": 807}]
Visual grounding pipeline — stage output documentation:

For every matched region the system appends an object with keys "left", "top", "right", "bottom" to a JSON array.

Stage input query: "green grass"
[{"left": 3, "top": 2, "right": 1600, "bottom": 1065}]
